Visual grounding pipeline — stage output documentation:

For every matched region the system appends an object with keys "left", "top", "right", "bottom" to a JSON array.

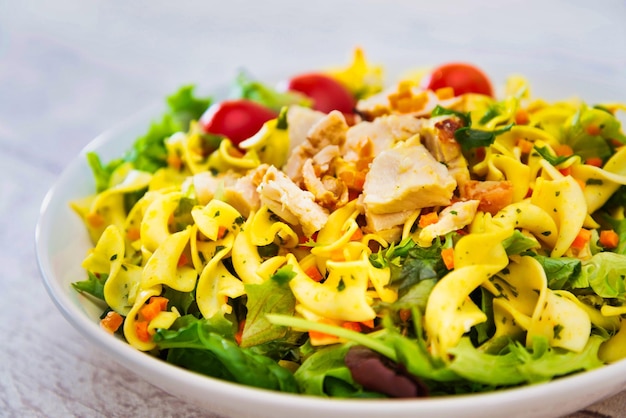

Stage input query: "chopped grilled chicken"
[
  {"left": 417, "top": 200, "right": 480, "bottom": 246},
  {"left": 461, "top": 180, "right": 514, "bottom": 215},
  {"left": 362, "top": 135, "right": 456, "bottom": 215},
  {"left": 284, "top": 110, "right": 348, "bottom": 183},
  {"left": 257, "top": 165, "right": 329, "bottom": 236},
  {"left": 419, "top": 115, "right": 470, "bottom": 188},
  {"left": 302, "top": 159, "right": 348, "bottom": 210}
]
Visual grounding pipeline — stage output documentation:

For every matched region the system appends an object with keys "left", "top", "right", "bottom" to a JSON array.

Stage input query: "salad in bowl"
[{"left": 66, "top": 49, "right": 626, "bottom": 399}]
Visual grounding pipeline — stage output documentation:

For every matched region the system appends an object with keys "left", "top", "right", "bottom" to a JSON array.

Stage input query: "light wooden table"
[{"left": 2, "top": 1, "right": 625, "bottom": 417}]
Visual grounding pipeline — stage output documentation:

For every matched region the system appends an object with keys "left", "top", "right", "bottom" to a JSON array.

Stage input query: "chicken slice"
[
  {"left": 191, "top": 171, "right": 241, "bottom": 205},
  {"left": 417, "top": 200, "right": 480, "bottom": 246},
  {"left": 362, "top": 135, "right": 456, "bottom": 215},
  {"left": 302, "top": 159, "right": 348, "bottom": 210},
  {"left": 287, "top": 105, "right": 327, "bottom": 155},
  {"left": 342, "top": 114, "right": 424, "bottom": 162},
  {"left": 222, "top": 164, "right": 268, "bottom": 217},
  {"left": 257, "top": 165, "right": 329, "bottom": 236}
]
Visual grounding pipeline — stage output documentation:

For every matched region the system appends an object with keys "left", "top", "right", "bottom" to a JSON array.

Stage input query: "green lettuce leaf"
[
  {"left": 241, "top": 266, "right": 297, "bottom": 347},
  {"left": 71, "top": 272, "right": 108, "bottom": 301},
  {"left": 581, "top": 252, "right": 626, "bottom": 298},
  {"left": 531, "top": 254, "right": 583, "bottom": 290},
  {"left": 154, "top": 315, "right": 298, "bottom": 392}
]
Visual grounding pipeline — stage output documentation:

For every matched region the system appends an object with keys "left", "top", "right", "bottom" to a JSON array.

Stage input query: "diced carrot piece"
[
  {"left": 418, "top": 212, "right": 439, "bottom": 228},
  {"left": 559, "top": 167, "right": 572, "bottom": 177},
  {"left": 308, "top": 319, "right": 340, "bottom": 345},
  {"left": 599, "top": 230, "right": 619, "bottom": 249},
  {"left": 166, "top": 153, "right": 183, "bottom": 170},
  {"left": 435, "top": 87, "right": 455, "bottom": 100},
  {"left": 353, "top": 171, "right": 367, "bottom": 191},
  {"left": 515, "top": 108, "right": 530, "bottom": 125},
  {"left": 517, "top": 138, "right": 534, "bottom": 154},
  {"left": 140, "top": 297, "right": 168, "bottom": 322},
  {"left": 586, "top": 124, "right": 602, "bottom": 136},
  {"left": 235, "top": 320, "right": 246, "bottom": 345},
  {"left": 342, "top": 322, "right": 362, "bottom": 332},
  {"left": 360, "top": 319, "right": 375, "bottom": 329},
  {"left": 575, "top": 178, "right": 586, "bottom": 190},
  {"left": 126, "top": 227, "right": 140, "bottom": 241},
  {"left": 441, "top": 247, "right": 455, "bottom": 270},
  {"left": 100, "top": 311, "right": 123, "bottom": 334},
  {"left": 585, "top": 157, "right": 603, "bottom": 167},
  {"left": 217, "top": 225, "right": 228, "bottom": 239},
  {"left": 349, "top": 228, "right": 363, "bottom": 241},
  {"left": 86, "top": 212, "right": 105, "bottom": 228},
  {"left": 571, "top": 228, "right": 592, "bottom": 250},
  {"left": 135, "top": 321, "right": 151, "bottom": 342},
  {"left": 554, "top": 144, "right": 574, "bottom": 157},
  {"left": 305, "top": 265, "right": 324, "bottom": 282},
  {"left": 177, "top": 253, "right": 189, "bottom": 267}
]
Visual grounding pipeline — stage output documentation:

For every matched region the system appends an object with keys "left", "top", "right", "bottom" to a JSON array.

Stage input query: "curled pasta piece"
[
  {"left": 239, "top": 116, "right": 290, "bottom": 168},
  {"left": 72, "top": 170, "right": 152, "bottom": 243},
  {"left": 82, "top": 225, "right": 142, "bottom": 316},
  {"left": 570, "top": 146, "right": 626, "bottom": 214},
  {"left": 492, "top": 200, "right": 558, "bottom": 248},
  {"left": 248, "top": 205, "right": 298, "bottom": 248},
  {"left": 141, "top": 228, "right": 198, "bottom": 292},
  {"left": 191, "top": 199, "right": 244, "bottom": 241},
  {"left": 287, "top": 253, "right": 376, "bottom": 322},
  {"left": 123, "top": 286, "right": 162, "bottom": 351},
  {"left": 196, "top": 245, "right": 245, "bottom": 319},
  {"left": 140, "top": 191, "right": 183, "bottom": 253},
  {"left": 531, "top": 162, "right": 587, "bottom": 257},
  {"left": 207, "top": 138, "right": 260, "bottom": 172},
  {"left": 598, "top": 319, "right": 626, "bottom": 363},
  {"left": 231, "top": 214, "right": 266, "bottom": 284},
  {"left": 311, "top": 200, "right": 360, "bottom": 259},
  {"left": 490, "top": 256, "right": 591, "bottom": 352},
  {"left": 425, "top": 224, "right": 511, "bottom": 357}
]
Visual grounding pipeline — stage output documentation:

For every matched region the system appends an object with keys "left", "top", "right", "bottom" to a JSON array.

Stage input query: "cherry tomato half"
[
  {"left": 421, "top": 63, "right": 494, "bottom": 97},
  {"left": 286, "top": 73, "right": 356, "bottom": 114},
  {"left": 199, "top": 99, "right": 278, "bottom": 146}
]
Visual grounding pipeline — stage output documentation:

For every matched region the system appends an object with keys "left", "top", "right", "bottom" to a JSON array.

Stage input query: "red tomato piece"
[
  {"left": 199, "top": 99, "right": 277, "bottom": 146},
  {"left": 421, "top": 63, "right": 494, "bottom": 97},
  {"left": 286, "top": 73, "right": 356, "bottom": 114}
]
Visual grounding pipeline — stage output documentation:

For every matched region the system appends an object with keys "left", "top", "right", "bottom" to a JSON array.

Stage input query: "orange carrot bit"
[
  {"left": 515, "top": 108, "right": 530, "bottom": 125},
  {"left": 585, "top": 157, "right": 603, "bottom": 167},
  {"left": 360, "top": 319, "right": 375, "bottom": 329},
  {"left": 140, "top": 297, "right": 168, "bottom": 322},
  {"left": 217, "top": 225, "right": 228, "bottom": 240},
  {"left": 558, "top": 167, "right": 572, "bottom": 177},
  {"left": 517, "top": 138, "right": 534, "bottom": 154},
  {"left": 353, "top": 171, "right": 367, "bottom": 191},
  {"left": 126, "top": 227, "right": 140, "bottom": 241},
  {"left": 418, "top": 212, "right": 439, "bottom": 228},
  {"left": 571, "top": 228, "right": 592, "bottom": 250},
  {"left": 308, "top": 319, "right": 340, "bottom": 346},
  {"left": 586, "top": 124, "right": 602, "bottom": 136},
  {"left": 599, "top": 229, "right": 619, "bottom": 249},
  {"left": 441, "top": 247, "right": 455, "bottom": 270},
  {"left": 349, "top": 228, "right": 363, "bottom": 241},
  {"left": 575, "top": 178, "right": 586, "bottom": 191},
  {"left": 86, "top": 212, "right": 105, "bottom": 228},
  {"left": 166, "top": 153, "right": 183, "bottom": 170},
  {"left": 100, "top": 311, "right": 123, "bottom": 334},
  {"left": 435, "top": 87, "right": 455, "bottom": 100},
  {"left": 235, "top": 320, "right": 246, "bottom": 345},
  {"left": 177, "top": 253, "right": 189, "bottom": 267},
  {"left": 554, "top": 144, "right": 574, "bottom": 157},
  {"left": 135, "top": 321, "right": 151, "bottom": 342},
  {"left": 305, "top": 265, "right": 324, "bottom": 282},
  {"left": 342, "top": 322, "right": 362, "bottom": 333}
]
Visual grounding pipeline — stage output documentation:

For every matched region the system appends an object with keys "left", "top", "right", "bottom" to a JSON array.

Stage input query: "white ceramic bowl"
[{"left": 36, "top": 56, "right": 626, "bottom": 418}]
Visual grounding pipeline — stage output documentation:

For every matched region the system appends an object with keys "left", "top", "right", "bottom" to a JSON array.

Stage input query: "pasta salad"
[{"left": 71, "top": 49, "right": 626, "bottom": 398}]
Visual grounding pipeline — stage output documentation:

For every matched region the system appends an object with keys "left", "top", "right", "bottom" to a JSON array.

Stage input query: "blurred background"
[{"left": 1, "top": 1, "right": 625, "bottom": 417}]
